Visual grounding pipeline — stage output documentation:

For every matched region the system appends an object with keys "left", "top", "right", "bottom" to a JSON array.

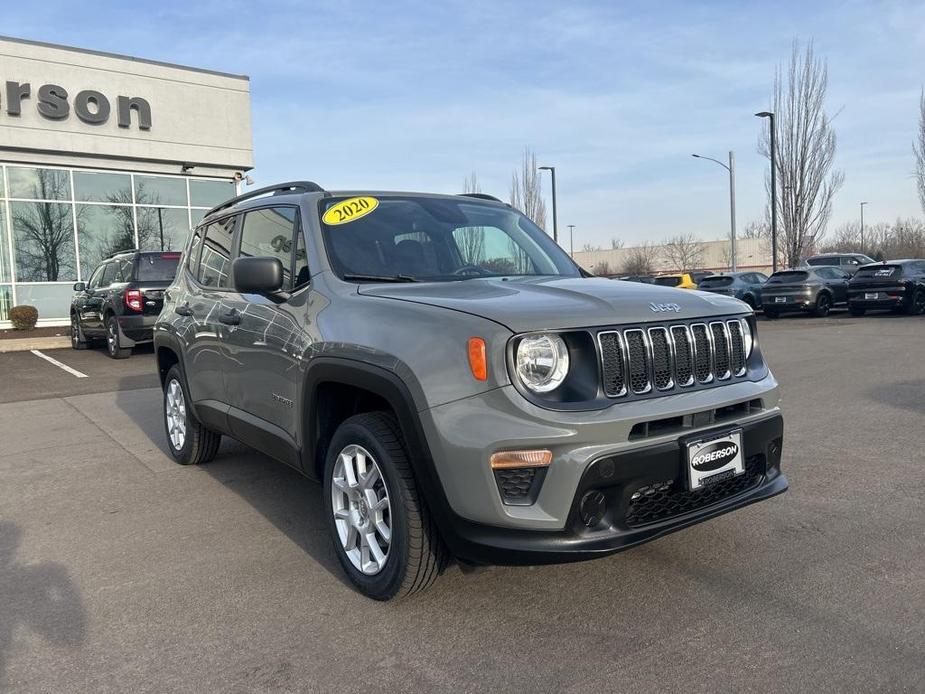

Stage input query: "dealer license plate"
[
  {"left": 686, "top": 430, "right": 744, "bottom": 491},
  {"left": 774, "top": 296, "right": 787, "bottom": 303},
  {"left": 865, "top": 292, "right": 879, "bottom": 300}
]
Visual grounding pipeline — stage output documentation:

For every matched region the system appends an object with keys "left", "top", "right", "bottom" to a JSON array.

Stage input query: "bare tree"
[
  {"left": 760, "top": 40, "right": 845, "bottom": 267},
  {"left": 510, "top": 148, "right": 547, "bottom": 230},
  {"left": 915, "top": 90, "right": 925, "bottom": 215},
  {"left": 582, "top": 243, "right": 601, "bottom": 252},
  {"left": 662, "top": 233, "right": 705, "bottom": 271},
  {"left": 10, "top": 170, "right": 77, "bottom": 281},
  {"left": 620, "top": 243, "right": 660, "bottom": 276},
  {"left": 591, "top": 260, "right": 612, "bottom": 276},
  {"left": 740, "top": 220, "right": 768, "bottom": 239},
  {"left": 456, "top": 172, "right": 486, "bottom": 264},
  {"left": 610, "top": 237, "right": 624, "bottom": 250}
]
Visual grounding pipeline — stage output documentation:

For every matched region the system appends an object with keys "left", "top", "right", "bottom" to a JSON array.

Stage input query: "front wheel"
[
  {"left": 323, "top": 412, "right": 446, "bottom": 600},
  {"left": 907, "top": 288, "right": 925, "bottom": 315}
]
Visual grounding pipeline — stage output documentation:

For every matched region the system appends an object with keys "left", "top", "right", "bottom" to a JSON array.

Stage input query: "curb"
[{"left": 0, "top": 337, "right": 72, "bottom": 353}]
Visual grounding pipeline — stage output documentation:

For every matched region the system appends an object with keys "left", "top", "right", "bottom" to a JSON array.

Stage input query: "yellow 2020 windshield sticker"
[{"left": 322, "top": 196, "right": 379, "bottom": 225}]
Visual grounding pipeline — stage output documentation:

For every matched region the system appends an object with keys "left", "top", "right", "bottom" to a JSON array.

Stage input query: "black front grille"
[
  {"left": 710, "top": 322, "right": 731, "bottom": 379},
  {"left": 598, "top": 317, "right": 749, "bottom": 400},
  {"left": 691, "top": 324, "right": 713, "bottom": 382},
  {"left": 624, "top": 330, "right": 651, "bottom": 393},
  {"left": 624, "top": 454, "right": 764, "bottom": 527},
  {"left": 599, "top": 332, "right": 626, "bottom": 396}
]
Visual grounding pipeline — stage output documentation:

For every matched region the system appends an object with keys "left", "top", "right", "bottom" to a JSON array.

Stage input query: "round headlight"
[
  {"left": 741, "top": 318, "right": 753, "bottom": 357},
  {"left": 515, "top": 333, "right": 570, "bottom": 393}
]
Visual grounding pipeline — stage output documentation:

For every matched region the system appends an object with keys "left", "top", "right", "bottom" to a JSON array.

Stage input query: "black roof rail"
[
  {"left": 107, "top": 248, "right": 139, "bottom": 258},
  {"left": 457, "top": 192, "right": 504, "bottom": 203},
  {"left": 203, "top": 181, "right": 325, "bottom": 220}
]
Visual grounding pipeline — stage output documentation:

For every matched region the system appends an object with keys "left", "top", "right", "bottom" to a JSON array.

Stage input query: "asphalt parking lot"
[{"left": 1, "top": 313, "right": 923, "bottom": 693}]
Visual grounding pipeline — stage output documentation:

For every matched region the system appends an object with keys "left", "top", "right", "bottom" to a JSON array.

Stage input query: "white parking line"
[{"left": 30, "top": 349, "right": 88, "bottom": 378}]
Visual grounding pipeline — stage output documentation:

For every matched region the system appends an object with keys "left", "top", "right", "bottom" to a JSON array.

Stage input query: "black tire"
[
  {"left": 105, "top": 315, "right": 132, "bottom": 359},
  {"left": 764, "top": 309, "right": 779, "bottom": 320},
  {"left": 323, "top": 412, "right": 447, "bottom": 601},
  {"left": 813, "top": 292, "right": 831, "bottom": 317},
  {"left": 743, "top": 295, "right": 757, "bottom": 310},
  {"left": 163, "top": 364, "right": 221, "bottom": 465},
  {"left": 849, "top": 306, "right": 866, "bottom": 317},
  {"left": 70, "top": 312, "right": 90, "bottom": 350},
  {"left": 907, "top": 288, "right": 925, "bottom": 316}
]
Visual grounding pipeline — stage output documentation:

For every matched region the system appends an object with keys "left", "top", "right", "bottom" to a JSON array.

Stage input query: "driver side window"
[{"left": 87, "top": 265, "right": 106, "bottom": 290}]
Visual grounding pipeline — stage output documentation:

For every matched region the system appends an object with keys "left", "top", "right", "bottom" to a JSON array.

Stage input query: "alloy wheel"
[
  {"left": 71, "top": 315, "right": 80, "bottom": 347},
  {"left": 330, "top": 444, "right": 392, "bottom": 575},
  {"left": 165, "top": 379, "right": 187, "bottom": 451},
  {"left": 107, "top": 321, "right": 117, "bottom": 354}
]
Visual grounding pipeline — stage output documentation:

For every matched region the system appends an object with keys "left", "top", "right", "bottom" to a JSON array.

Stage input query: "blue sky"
[{"left": 3, "top": 0, "right": 924, "bottom": 248}]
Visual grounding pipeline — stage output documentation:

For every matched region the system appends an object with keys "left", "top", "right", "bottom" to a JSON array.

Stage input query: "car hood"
[{"left": 358, "top": 276, "right": 748, "bottom": 332}]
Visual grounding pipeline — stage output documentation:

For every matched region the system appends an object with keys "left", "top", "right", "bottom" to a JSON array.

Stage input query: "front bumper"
[
  {"left": 116, "top": 313, "right": 158, "bottom": 344},
  {"left": 419, "top": 373, "right": 785, "bottom": 564}
]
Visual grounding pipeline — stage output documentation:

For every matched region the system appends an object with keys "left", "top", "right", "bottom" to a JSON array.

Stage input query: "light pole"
[
  {"left": 755, "top": 111, "right": 777, "bottom": 272},
  {"left": 692, "top": 151, "right": 737, "bottom": 271},
  {"left": 538, "top": 165, "right": 559, "bottom": 244},
  {"left": 860, "top": 201, "right": 868, "bottom": 250},
  {"left": 567, "top": 224, "right": 575, "bottom": 257}
]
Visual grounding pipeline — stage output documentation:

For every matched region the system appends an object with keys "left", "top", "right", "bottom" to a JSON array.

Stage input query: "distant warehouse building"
[{"left": 0, "top": 35, "right": 253, "bottom": 326}]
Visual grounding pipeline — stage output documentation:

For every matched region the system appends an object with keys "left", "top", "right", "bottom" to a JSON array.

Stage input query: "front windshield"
[{"left": 319, "top": 195, "right": 580, "bottom": 281}]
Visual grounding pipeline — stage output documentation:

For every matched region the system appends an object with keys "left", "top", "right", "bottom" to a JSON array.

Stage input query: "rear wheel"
[
  {"left": 323, "top": 412, "right": 446, "bottom": 600},
  {"left": 849, "top": 306, "right": 866, "bottom": 317},
  {"left": 106, "top": 315, "right": 132, "bottom": 359},
  {"left": 813, "top": 293, "right": 831, "bottom": 317},
  {"left": 907, "top": 288, "right": 925, "bottom": 315},
  {"left": 70, "top": 313, "right": 90, "bottom": 350},
  {"left": 163, "top": 364, "right": 221, "bottom": 465}
]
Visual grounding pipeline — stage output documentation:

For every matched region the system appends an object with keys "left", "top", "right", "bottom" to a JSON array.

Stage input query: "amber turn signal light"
[
  {"left": 467, "top": 337, "right": 488, "bottom": 381},
  {"left": 489, "top": 449, "right": 553, "bottom": 470}
]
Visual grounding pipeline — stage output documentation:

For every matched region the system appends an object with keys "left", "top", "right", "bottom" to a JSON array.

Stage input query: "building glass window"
[
  {"left": 76, "top": 205, "right": 136, "bottom": 280},
  {"left": 7, "top": 167, "right": 71, "bottom": 201},
  {"left": 190, "top": 179, "right": 235, "bottom": 208},
  {"left": 14, "top": 284, "right": 73, "bottom": 321},
  {"left": 0, "top": 204, "right": 10, "bottom": 283},
  {"left": 0, "top": 284, "right": 12, "bottom": 321},
  {"left": 74, "top": 171, "right": 132, "bottom": 203},
  {"left": 137, "top": 207, "right": 190, "bottom": 252},
  {"left": 10, "top": 201, "right": 77, "bottom": 282},
  {"left": 134, "top": 175, "right": 188, "bottom": 206}
]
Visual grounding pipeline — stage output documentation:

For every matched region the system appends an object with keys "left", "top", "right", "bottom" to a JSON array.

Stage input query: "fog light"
[{"left": 579, "top": 490, "right": 607, "bottom": 527}]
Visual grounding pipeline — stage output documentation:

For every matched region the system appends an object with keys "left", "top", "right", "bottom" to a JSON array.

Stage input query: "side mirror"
[
  {"left": 73, "top": 282, "right": 86, "bottom": 292},
  {"left": 233, "top": 256, "right": 284, "bottom": 294}
]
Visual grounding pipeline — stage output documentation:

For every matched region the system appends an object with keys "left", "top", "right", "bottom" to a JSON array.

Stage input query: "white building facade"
[{"left": 0, "top": 36, "right": 253, "bottom": 326}]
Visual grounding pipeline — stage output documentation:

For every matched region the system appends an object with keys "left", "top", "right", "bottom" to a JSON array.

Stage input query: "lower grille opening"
[
  {"left": 628, "top": 399, "right": 764, "bottom": 441},
  {"left": 624, "top": 454, "right": 765, "bottom": 527},
  {"left": 494, "top": 467, "right": 547, "bottom": 506}
]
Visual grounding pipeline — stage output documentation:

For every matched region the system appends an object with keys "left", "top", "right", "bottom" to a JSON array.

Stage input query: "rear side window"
[
  {"left": 806, "top": 257, "right": 831, "bottom": 266},
  {"left": 653, "top": 276, "right": 681, "bottom": 287},
  {"left": 198, "top": 216, "right": 236, "bottom": 288},
  {"left": 137, "top": 253, "right": 181, "bottom": 282},
  {"left": 238, "top": 207, "right": 299, "bottom": 290},
  {"left": 767, "top": 271, "right": 809, "bottom": 283}
]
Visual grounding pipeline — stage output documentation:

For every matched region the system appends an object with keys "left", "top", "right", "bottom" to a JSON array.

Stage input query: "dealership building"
[{"left": 0, "top": 35, "right": 253, "bottom": 326}]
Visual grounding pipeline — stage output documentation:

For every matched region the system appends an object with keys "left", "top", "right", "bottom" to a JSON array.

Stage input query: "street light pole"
[
  {"left": 860, "top": 201, "right": 868, "bottom": 250},
  {"left": 755, "top": 111, "right": 777, "bottom": 272},
  {"left": 691, "top": 151, "right": 737, "bottom": 271},
  {"left": 538, "top": 165, "right": 558, "bottom": 244},
  {"left": 567, "top": 224, "right": 575, "bottom": 257}
]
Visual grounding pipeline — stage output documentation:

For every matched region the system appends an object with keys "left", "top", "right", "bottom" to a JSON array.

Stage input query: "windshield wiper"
[{"left": 343, "top": 273, "right": 419, "bottom": 283}]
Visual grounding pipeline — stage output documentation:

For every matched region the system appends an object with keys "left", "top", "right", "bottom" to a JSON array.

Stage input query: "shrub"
[{"left": 9, "top": 305, "right": 39, "bottom": 330}]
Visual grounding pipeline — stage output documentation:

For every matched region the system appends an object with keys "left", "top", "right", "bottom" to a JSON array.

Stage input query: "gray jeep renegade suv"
[{"left": 154, "top": 181, "right": 787, "bottom": 600}]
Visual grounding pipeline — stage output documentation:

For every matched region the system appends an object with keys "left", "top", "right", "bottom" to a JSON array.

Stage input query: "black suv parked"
[
  {"left": 71, "top": 250, "right": 181, "bottom": 358},
  {"left": 760, "top": 266, "right": 851, "bottom": 318},
  {"left": 847, "top": 260, "right": 925, "bottom": 315},
  {"left": 804, "top": 252, "right": 876, "bottom": 275}
]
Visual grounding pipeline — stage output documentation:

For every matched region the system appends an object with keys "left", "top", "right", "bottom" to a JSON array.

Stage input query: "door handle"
[
  {"left": 174, "top": 303, "right": 193, "bottom": 317},
  {"left": 219, "top": 309, "right": 241, "bottom": 326}
]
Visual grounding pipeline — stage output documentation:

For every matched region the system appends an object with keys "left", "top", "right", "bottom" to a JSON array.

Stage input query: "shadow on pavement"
[
  {"left": 0, "top": 521, "right": 87, "bottom": 687},
  {"left": 113, "top": 381, "right": 351, "bottom": 589},
  {"left": 866, "top": 379, "right": 925, "bottom": 414}
]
